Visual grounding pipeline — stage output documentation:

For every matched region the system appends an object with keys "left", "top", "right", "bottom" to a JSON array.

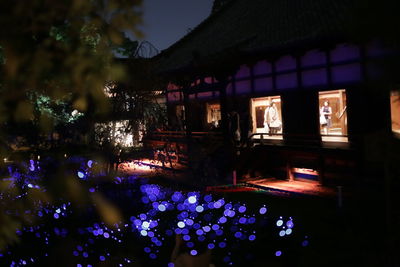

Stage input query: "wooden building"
[{"left": 145, "top": 0, "right": 400, "bottom": 193}]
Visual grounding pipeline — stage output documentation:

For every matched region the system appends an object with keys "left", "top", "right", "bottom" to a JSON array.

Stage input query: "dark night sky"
[{"left": 139, "top": 0, "right": 214, "bottom": 51}]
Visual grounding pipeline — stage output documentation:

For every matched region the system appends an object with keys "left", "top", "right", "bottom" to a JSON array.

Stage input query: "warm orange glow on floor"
[
  {"left": 119, "top": 159, "right": 184, "bottom": 175},
  {"left": 245, "top": 178, "right": 336, "bottom": 197}
]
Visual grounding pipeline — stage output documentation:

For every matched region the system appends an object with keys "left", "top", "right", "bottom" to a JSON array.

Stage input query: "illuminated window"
[
  {"left": 319, "top": 89, "right": 348, "bottom": 142},
  {"left": 391, "top": 91, "right": 400, "bottom": 137},
  {"left": 250, "top": 96, "right": 283, "bottom": 140},
  {"left": 206, "top": 103, "right": 221, "bottom": 128}
]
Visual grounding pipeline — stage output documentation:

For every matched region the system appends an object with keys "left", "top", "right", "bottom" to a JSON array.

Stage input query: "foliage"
[
  {"left": 0, "top": 0, "right": 144, "bottom": 249},
  {"left": 0, "top": 0, "right": 143, "bottom": 132}
]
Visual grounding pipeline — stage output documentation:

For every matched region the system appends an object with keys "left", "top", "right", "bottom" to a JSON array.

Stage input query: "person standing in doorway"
[
  {"left": 320, "top": 100, "right": 332, "bottom": 134},
  {"left": 264, "top": 101, "right": 281, "bottom": 135}
]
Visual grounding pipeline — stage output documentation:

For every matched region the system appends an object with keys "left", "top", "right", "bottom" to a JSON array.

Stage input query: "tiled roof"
[{"left": 154, "top": 0, "right": 357, "bottom": 75}]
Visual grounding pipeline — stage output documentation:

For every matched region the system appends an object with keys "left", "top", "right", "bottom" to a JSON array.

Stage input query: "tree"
[
  {"left": 0, "top": 0, "right": 144, "bottom": 250},
  {"left": 0, "top": 0, "right": 143, "bottom": 145}
]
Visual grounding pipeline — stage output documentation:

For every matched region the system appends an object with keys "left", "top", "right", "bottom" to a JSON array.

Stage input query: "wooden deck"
[{"left": 245, "top": 178, "right": 338, "bottom": 197}]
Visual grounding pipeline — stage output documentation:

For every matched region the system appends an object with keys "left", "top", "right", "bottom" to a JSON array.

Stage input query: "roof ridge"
[{"left": 154, "top": 0, "right": 240, "bottom": 59}]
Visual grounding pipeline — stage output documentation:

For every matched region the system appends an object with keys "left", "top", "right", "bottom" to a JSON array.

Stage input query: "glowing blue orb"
[
  {"left": 259, "top": 207, "right": 267, "bottom": 214},
  {"left": 168, "top": 263, "right": 175, "bottom": 267},
  {"left": 219, "top": 217, "right": 227, "bottom": 224},
  {"left": 275, "top": 251, "right": 282, "bottom": 257},
  {"left": 77, "top": 171, "right": 85, "bottom": 179},
  {"left": 219, "top": 242, "right": 226, "bottom": 248},
  {"left": 177, "top": 221, "right": 185, "bottom": 228},
  {"left": 208, "top": 243, "right": 215, "bottom": 249},
  {"left": 99, "top": 255, "right": 105, "bottom": 261},
  {"left": 182, "top": 229, "right": 189, "bottom": 235},
  {"left": 235, "top": 232, "right": 242, "bottom": 238},
  {"left": 239, "top": 217, "right": 247, "bottom": 224},
  {"left": 249, "top": 235, "right": 256, "bottom": 241},
  {"left": 203, "top": 226, "right": 211, "bottom": 232},
  {"left": 53, "top": 213, "right": 59, "bottom": 219},
  {"left": 212, "top": 224, "right": 220, "bottom": 230},
  {"left": 144, "top": 247, "right": 151, "bottom": 253},
  {"left": 238, "top": 206, "right": 246, "bottom": 213},
  {"left": 103, "top": 232, "right": 110, "bottom": 238},
  {"left": 188, "top": 196, "right": 197, "bottom": 204},
  {"left": 286, "top": 220, "right": 294, "bottom": 228},
  {"left": 285, "top": 229, "right": 292, "bottom": 235},
  {"left": 87, "top": 160, "right": 93, "bottom": 168},
  {"left": 183, "top": 235, "right": 191, "bottom": 241},
  {"left": 302, "top": 240, "right": 309, "bottom": 247},
  {"left": 204, "top": 195, "right": 212, "bottom": 202},
  {"left": 195, "top": 206, "right": 204, "bottom": 213},
  {"left": 276, "top": 220, "right": 283, "bottom": 227},
  {"left": 196, "top": 229, "right": 204, "bottom": 236},
  {"left": 140, "top": 230, "right": 148, "bottom": 236},
  {"left": 279, "top": 230, "right": 286, "bottom": 237},
  {"left": 158, "top": 204, "right": 166, "bottom": 212},
  {"left": 187, "top": 242, "right": 194, "bottom": 248},
  {"left": 186, "top": 219, "right": 194, "bottom": 226},
  {"left": 214, "top": 201, "right": 222, "bottom": 209},
  {"left": 190, "top": 250, "right": 197, "bottom": 256}
]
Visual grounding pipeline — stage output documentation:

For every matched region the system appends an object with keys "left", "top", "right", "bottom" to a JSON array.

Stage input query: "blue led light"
[
  {"left": 286, "top": 220, "right": 294, "bottom": 229},
  {"left": 77, "top": 171, "right": 85, "bottom": 179},
  {"left": 204, "top": 195, "right": 212, "bottom": 202},
  {"left": 259, "top": 207, "right": 267, "bottom": 215},
  {"left": 99, "top": 255, "right": 105, "bottom": 261},
  {"left": 235, "top": 232, "right": 242, "bottom": 238},
  {"left": 279, "top": 230, "right": 286, "bottom": 237},
  {"left": 183, "top": 235, "right": 191, "bottom": 241},
  {"left": 275, "top": 251, "right": 282, "bottom": 257},
  {"left": 238, "top": 206, "right": 246, "bottom": 213},
  {"left": 190, "top": 250, "right": 198, "bottom": 256},
  {"left": 239, "top": 217, "right": 247, "bottom": 224},
  {"left": 219, "top": 217, "right": 227, "bottom": 224},
  {"left": 188, "top": 196, "right": 197, "bottom": 204},
  {"left": 276, "top": 220, "right": 283, "bottom": 227},
  {"left": 285, "top": 229, "right": 292, "bottom": 235},
  {"left": 140, "top": 230, "right": 148, "bottom": 236},
  {"left": 177, "top": 221, "right": 185, "bottom": 228},
  {"left": 158, "top": 204, "right": 166, "bottom": 212},
  {"left": 195, "top": 206, "right": 204, "bottom": 213},
  {"left": 249, "top": 234, "right": 256, "bottom": 241},
  {"left": 87, "top": 160, "right": 93, "bottom": 168},
  {"left": 208, "top": 243, "right": 215, "bottom": 249},
  {"left": 196, "top": 229, "right": 204, "bottom": 235},
  {"left": 203, "top": 226, "right": 211, "bottom": 232}
]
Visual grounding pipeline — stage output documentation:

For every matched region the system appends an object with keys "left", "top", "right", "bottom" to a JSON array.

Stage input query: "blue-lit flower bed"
[{"left": 0, "top": 157, "right": 309, "bottom": 266}]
